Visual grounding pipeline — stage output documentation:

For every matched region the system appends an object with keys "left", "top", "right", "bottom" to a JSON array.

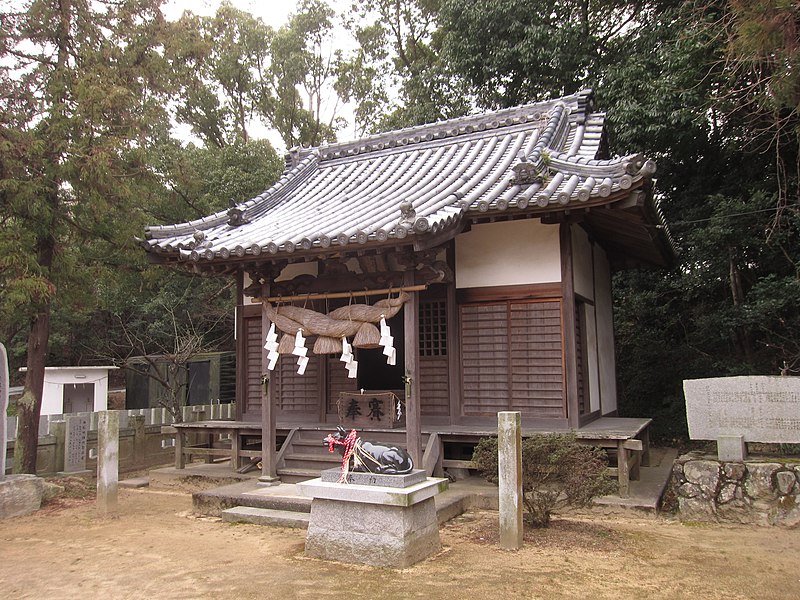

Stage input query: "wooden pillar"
[
  {"left": 234, "top": 272, "right": 246, "bottom": 421},
  {"left": 560, "top": 223, "right": 580, "bottom": 429},
  {"left": 404, "top": 271, "right": 422, "bottom": 466},
  {"left": 260, "top": 280, "right": 280, "bottom": 485}
]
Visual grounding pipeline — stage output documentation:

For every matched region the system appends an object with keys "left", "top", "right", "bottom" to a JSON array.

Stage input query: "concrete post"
[
  {"left": 97, "top": 410, "right": 119, "bottom": 518},
  {"left": 0, "top": 343, "right": 8, "bottom": 480},
  {"left": 498, "top": 411, "right": 523, "bottom": 550}
]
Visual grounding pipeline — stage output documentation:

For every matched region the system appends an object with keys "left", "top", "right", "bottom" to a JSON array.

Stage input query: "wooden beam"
[
  {"left": 403, "top": 270, "right": 422, "bottom": 466},
  {"left": 560, "top": 223, "right": 580, "bottom": 429},
  {"left": 260, "top": 280, "right": 280, "bottom": 484},
  {"left": 258, "top": 284, "right": 428, "bottom": 303}
]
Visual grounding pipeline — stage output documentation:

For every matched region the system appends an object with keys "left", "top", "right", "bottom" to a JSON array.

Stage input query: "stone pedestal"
[
  {"left": 297, "top": 472, "right": 447, "bottom": 568},
  {"left": 717, "top": 435, "right": 747, "bottom": 462}
]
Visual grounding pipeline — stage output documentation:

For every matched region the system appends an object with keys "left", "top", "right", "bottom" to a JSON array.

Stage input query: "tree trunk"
[
  {"left": 13, "top": 302, "right": 52, "bottom": 474},
  {"left": 728, "top": 248, "right": 754, "bottom": 364}
]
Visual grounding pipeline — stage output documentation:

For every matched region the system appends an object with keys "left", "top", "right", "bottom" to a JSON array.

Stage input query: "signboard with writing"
[
  {"left": 684, "top": 376, "right": 800, "bottom": 443},
  {"left": 337, "top": 391, "right": 405, "bottom": 429}
]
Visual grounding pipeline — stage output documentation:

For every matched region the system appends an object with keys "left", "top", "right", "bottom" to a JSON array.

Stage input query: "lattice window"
[{"left": 419, "top": 300, "right": 447, "bottom": 357}]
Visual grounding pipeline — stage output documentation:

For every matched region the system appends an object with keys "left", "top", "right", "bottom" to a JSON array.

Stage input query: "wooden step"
[{"left": 221, "top": 506, "right": 309, "bottom": 529}]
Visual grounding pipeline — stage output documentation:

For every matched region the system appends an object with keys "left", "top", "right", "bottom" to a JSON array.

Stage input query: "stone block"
[
  {"left": 678, "top": 496, "right": 716, "bottom": 522},
  {"left": 744, "top": 463, "right": 781, "bottom": 500},
  {"left": 304, "top": 497, "right": 441, "bottom": 568},
  {"left": 0, "top": 474, "right": 44, "bottom": 519},
  {"left": 299, "top": 477, "right": 446, "bottom": 568},
  {"left": 683, "top": 460, "right": 720, "bottom": 495},
  {"left": 297, "top": 477, "right": 447, "bottom": 507},
  {"left": 320, "top": 468, "right": 427, "bottom": 488},
  {"left": 723, "top": 462, "right": 746, "bottom": 481},
  {"left": 718, "top": 482, "right": 741, "bottom": 504},
  {"left": 678, "top": 483, "right": 700, "bottom": 498},
  {"left": 717, "top": 435, "right": 746, "bottom": 462},
  {"left": 775, "top": 471, "right": 797, "bottom": 496}
]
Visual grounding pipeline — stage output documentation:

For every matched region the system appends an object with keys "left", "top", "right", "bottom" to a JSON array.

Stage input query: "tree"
[
  {"left": 101, "top": 280, "right": 234, "bottom": 422},
  {"left": 170, "top": 0, "right": 345, "bottom": 149},
  {"left": 0, "top": 0, "right": 173, "bottom": 473},
  {"left": 341, "top": 0, "right": 471, "bottom": 131}
]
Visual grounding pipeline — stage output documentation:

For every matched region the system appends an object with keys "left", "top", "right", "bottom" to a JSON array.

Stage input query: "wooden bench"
[
  {"left": 161, "top": 421, "right": 264, "bottom": 471},
  {"left": 575, "top": 417, "right": 651, "bottom": 497}
]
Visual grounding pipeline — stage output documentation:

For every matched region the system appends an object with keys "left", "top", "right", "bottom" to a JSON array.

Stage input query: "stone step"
[
  {"left": 276, "top": 467, "right": 322, "bottom": 484},
  {"left": 221, "top": 506, "right": 309, "bottom": 529}
]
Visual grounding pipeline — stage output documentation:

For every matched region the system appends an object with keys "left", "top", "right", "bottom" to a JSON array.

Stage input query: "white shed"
[{"left": 20, "top": 366, "right": 118, "bottom": 415}]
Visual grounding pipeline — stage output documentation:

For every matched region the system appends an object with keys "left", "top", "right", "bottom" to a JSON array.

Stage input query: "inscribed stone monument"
[
  {"left": 684, "top": 376, "right": 800, "bottom": 460},
  {"left": 63, "top": 414, "right": 90, "bottom": 473},
  {"left": 684, "top": 376, "right": 800, "bottom": 443}
]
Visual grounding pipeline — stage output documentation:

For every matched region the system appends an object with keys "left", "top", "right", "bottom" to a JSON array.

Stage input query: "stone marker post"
[
  {"left": 498, "top": 411, "right": 523, "bottom": 550},
  {"left": 0, "top": 343, "right": 8, "bottom": 481},
  {"left": 97, "top": 410, "right": 119, "bottom": 518}
]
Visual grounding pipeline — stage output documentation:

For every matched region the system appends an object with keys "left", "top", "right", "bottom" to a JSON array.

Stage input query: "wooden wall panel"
[
  {"left": 243, "top": 315, "right": 263, "bottom": 418},
  {"left": 509, "top": 301, "right": 564, "bottom": 418},
  {"left": 273, "top": 341, "right": 320, "bottom": 414},
  {"left": 460, "top": 300, "right": 565, "bottom": 419},
  {"left": 461, "top": 303, "right": 510, "bottom": 415},
  {"left": 420, "top": 357, "right": 450, "bottom": 415}
]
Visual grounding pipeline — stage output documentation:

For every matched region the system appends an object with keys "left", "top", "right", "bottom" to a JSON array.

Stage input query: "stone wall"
[{"left": 672, "top": 452, "right": 800, "bottom": 526}]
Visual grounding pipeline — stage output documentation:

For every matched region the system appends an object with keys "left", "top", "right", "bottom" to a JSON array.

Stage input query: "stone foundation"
[{"left": 672, "top": 452, "right": 800, "bottom": 526}]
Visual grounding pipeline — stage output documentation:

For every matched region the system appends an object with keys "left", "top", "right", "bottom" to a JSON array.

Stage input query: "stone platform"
[{"left": 297, "top": 472, "right": 448, "bottom": 568}]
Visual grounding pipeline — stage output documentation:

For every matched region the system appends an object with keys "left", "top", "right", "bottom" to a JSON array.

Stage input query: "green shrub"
[{"left": 472, "top": 433, "right": 614, "bottom": 527}]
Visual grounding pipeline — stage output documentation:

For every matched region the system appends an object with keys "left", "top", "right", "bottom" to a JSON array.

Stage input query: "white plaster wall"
[
  {"left": 455, "top": 220, "right": 561, "bottom": 288},
  {"left": 572, "top": 226, "right": 594, "bottom": 301},
  {"left": 593, "top": 248, "right": 618, "bottom": 415}
]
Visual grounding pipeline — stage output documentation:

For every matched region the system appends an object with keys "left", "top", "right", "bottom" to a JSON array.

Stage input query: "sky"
[{"left": 162, "top": 0, "right": 299, "bottom": 26}]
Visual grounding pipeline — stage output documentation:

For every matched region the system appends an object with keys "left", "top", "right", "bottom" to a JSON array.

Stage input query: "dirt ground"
[{"left": 1, "top": 479, "right": 798, "bottom": 600}]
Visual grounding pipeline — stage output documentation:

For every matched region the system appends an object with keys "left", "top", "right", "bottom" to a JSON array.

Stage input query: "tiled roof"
[{"left": 142, "top": 90, "right": 659, "bottom": 263}]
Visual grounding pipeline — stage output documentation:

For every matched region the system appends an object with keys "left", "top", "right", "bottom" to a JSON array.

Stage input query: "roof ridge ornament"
[
  {"left": 398, "top": 200, "right": 416, "bottom": 225},
  {"left": 227, "top": 203, "right": 250, "bottom": 228}
]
